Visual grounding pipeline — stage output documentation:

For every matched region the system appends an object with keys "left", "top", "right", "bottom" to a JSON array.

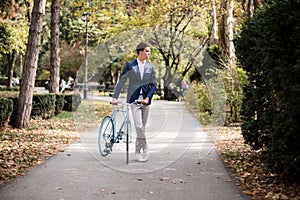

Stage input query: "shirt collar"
[{"left": 137, "top": 58, "right": 146, "bottom": 66}]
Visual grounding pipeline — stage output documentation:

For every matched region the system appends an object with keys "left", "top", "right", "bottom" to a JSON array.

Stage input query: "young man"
[{"left": 111, "top": 42, "right": 157, "bottom": 162}]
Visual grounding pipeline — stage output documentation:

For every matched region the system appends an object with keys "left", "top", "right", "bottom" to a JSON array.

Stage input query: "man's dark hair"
[{"left": 136, "top": 42, "right": 150, "bottom": 55}]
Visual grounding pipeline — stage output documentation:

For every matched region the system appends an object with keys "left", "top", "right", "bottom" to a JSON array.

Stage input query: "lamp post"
[{"left": 82, "top": 12, "right": 88, "bottom": 99}]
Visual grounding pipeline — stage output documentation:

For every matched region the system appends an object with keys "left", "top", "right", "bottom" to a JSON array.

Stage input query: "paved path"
[{"left": 0, "top": 99, "right": 250, "bottom": 200}]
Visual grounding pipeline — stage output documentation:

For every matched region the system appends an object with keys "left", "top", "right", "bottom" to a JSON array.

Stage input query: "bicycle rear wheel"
[{"left": 98, "top": 116, "right": 114, "bottom": 156}]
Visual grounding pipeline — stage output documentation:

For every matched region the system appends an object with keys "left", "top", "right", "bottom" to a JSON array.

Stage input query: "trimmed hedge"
[
  {"left": 31, "top": 94, "right": 56, "bottom": 119},
  {"left": 55, "top": 94, "right": 65, "bottom": 115},
  {"left": 0, "top": 93, "right": 81, "bottom": 128},
  {"left": 8, "top": 97, "right": 18, "bottom": 127},
  {"left": 63, "top": 94, "right": 81, "bottom": 112},
  {"left": 0, "top": 87, "right": 20, "bottom": 92},
  {"left": 0, "top": 98, "right": 13, "bottom": 128}
]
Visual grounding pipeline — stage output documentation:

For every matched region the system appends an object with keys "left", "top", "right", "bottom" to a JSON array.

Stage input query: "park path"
[{"left": 0, "top": 99, "right": 250, "bottom": 200}]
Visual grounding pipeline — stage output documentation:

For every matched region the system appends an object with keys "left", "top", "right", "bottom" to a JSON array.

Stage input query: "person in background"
[{"left": 12, "top": 76, "right": 19, "bottom": 87}]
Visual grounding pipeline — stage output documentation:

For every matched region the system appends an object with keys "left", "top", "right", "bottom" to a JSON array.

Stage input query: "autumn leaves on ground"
[{"left": 0, "top": 101, "right": 299, "bottom": 200}]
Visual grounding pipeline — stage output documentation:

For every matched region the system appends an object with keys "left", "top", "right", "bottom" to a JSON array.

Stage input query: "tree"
[
  {"left": 138, "top": 0, "right": 210, "bottom": 99},
  {"left": 242, "top": 0, "right": 263, "bottom": 17},
  {"left": 0, "top": 1, "right": 29, "bottom": 88},
  {"left": 235, "top": 0, "right": 300, "bottom": 180},
  {"left": 14, "top": 0, "right": 46, "bottom": 129},
  {"left": 210, "top": 0, "right": 219, "bottom": 44},
  {"left": 49, "top": 0, "right": 60, "bottom": 93}
]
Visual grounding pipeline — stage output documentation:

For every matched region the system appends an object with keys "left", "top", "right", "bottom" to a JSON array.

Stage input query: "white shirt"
[{"left": 137, "top": 58, "right": 145, "bottom": 79}]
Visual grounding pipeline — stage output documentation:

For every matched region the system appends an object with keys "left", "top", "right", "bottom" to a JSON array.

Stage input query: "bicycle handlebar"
[{"left": 110, "top": 99, "right": 142, "bottom": 106}]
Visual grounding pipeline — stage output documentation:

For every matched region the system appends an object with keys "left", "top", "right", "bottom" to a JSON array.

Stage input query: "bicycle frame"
[
  {"left": 99, "top": 100, "right": 141, "bottom": 163},
  {"left": 112, "top": 103, "right": 132, "bottom": 144}
]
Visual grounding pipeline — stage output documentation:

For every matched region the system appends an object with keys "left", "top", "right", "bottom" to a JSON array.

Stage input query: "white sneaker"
[
  {"left": 142, "top": 147, "right": 149, "bottom": 161},
  {"left": 135, "top": 153, "right": 146, "bottom": 162}
]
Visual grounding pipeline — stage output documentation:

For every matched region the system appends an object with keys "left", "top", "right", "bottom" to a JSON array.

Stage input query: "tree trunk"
[
  {"left": 225, "top": 0, "right": 236, "bottom": 67},
  {"left": 14, "top": 0, "right": 46, "bottom": 129},
  {"left": 219, "top": 0, "right": 238, "bottom": 123},
  {"left": 49, "top": 0, "right": 60, "bottom": 93},
  {"left": 211, "top": 0, "right": 219, "bottom": 44}
]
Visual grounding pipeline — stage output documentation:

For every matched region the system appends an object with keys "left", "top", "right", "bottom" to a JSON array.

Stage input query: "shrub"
[
  {"left": 185, "top": 82, "right": 212, "bottom": 125},
  {"left": 63, "top": 94, "right": 81, "bottom": 112},
  {"left": 55, "top": 94, "right": 65, "bottom": 115},
  {"left": 235, "top": 0, "right": 300, "bottom": 181},
  {"left": 0, "top": 98, "right": 13, "bottom": 128},
  {"left": 8, "top": 97, "right": 18, "bottom": 127},
  {"left": 31, "top": 94, "right": 56, "bottom": 119},
  {"left": 0, "top": 87, "right": 20, "bottom": 92}
]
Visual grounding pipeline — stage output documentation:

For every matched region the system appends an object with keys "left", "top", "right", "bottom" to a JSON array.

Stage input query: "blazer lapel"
[{"left": 133, "top": 63, "right": 142, "bottom": 80}]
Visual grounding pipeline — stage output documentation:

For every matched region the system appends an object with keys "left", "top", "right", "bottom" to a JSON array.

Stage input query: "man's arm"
[{"left": 111, "top": 63, "right": 130, "bottom": 100}]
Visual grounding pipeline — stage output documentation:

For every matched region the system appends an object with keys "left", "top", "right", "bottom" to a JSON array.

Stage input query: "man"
[{"left": 111, "top": 42, "right": 157, "bottom": 162}]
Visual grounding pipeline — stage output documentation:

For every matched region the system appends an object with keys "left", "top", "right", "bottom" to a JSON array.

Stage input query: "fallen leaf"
[
  {"left": 159, "top": 177, "right": 169, "bottom": 181},
  {"left": 243, "top": 190, "right": 253, "bottom": 196}
]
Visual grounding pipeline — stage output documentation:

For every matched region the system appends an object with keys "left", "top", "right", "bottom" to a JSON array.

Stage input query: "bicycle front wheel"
[{"left": 98, "top": 116, "right": 114, "bottom": 157}]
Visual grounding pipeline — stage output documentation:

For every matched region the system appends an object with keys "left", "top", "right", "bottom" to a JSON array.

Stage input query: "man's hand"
[
  {"left": 111, "top": 98, "right": 119, "bottom": 105},
  {"left": 141, "top": 97, "right": 149, "bottom": 105}
]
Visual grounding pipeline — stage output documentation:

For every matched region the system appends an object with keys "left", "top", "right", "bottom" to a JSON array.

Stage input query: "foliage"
[
  {"left": 221, "top": 66, "right": 248, "bottom": 123},
  {"left": 7, "top": 96, "right": 18, "bottom": 127},
  {"left": 0, "top": 87, "right": 20, "bottom": 92},
  {"left": 235, "top": 0, "right": 300, "bottom": 181},
  {"left": 185, "top": 81, "right": 212, "bottom": 125},
  {"left": 31, "top": 94, "right": 56, "bottom": 120},
  {"left": 0, "top": 14, "right": 28, "bottom": 56},
  {"left": 55, "top": 94, "right": 65, "bottom": 115},
  {"left": 40, "top": 41, "right": 83, "bottom": 80},
  {"left": 0, "top": 118, "right": 77, "bottom": 185},
  {"left": 0, "top": 98, "right": 13, "bottom": 128},
  {"left": 0, "top": 93, "right": 79, "bottom": 128},
  {"left": 214, "top": 126, "right": 300, "bottom": 199},
  {"left": 0, "top": 100, "right": 111, "bottom": 185},
  {"left": 63, "top": 93, "right": 81, "bottom": 112}
]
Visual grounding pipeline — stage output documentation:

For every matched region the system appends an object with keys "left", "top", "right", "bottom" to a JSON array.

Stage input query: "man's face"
[{"left": 140, "top": 47, "right": 151, "bottom": 60}]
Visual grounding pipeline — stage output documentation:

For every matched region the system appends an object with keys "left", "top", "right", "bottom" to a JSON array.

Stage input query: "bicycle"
[{"left": 98, "top": 100, "right": 141, "bottom": 164}]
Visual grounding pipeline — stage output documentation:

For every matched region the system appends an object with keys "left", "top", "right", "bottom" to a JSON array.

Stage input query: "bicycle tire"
[{"left": 98, "top": 116, "right": 114, "bottom": 157}]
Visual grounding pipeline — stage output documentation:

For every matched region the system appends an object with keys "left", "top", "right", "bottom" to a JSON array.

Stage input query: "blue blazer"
[{"left": 112, "top": 59, "right": 157, "bottom": 105}]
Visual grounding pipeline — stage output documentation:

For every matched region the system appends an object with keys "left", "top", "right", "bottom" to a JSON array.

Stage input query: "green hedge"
[
  {"left": 55, "top": 94, "right": 65, "bottom": 115},
  {"left": 0, "top": 98, "right": 13, "bottom": 128},
  {"left": 0, "top": 87, "right": 20, "bottom": 91},
  {"left": 8, "top": 97, "right": 18, "bottom": 127},
  {"left": 235, "top": 0, "right": 300, "bottom": 181},
  {"left": 31, "top": 94, "right": 56, "bottom": 119},
  {"left": 63, "top": 94, "right": 81, "bottom": 112},
  {"left": 0, "top": 93, "right": 81, "bottom": 128}
]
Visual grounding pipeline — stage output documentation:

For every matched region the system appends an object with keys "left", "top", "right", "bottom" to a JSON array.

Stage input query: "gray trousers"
[{"left": 131, "top": 103, "right": 150, "bottom": 154}]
